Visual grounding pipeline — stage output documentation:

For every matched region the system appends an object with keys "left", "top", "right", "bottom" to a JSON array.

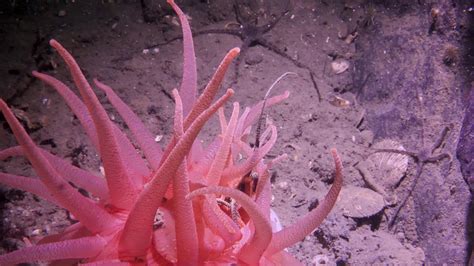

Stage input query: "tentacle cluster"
[{"left": 0, "top": 0, "right": 343, "bottom": 265}]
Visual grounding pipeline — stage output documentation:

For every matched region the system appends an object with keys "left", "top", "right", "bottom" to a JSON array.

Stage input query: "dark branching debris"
[{"left": 147, "top": 0, "right": 322, "bottom": 101}]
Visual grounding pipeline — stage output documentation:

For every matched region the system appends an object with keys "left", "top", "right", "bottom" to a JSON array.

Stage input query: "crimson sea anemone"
[{"left": 0, "top": 1, "right": 342, "bottom": 265}]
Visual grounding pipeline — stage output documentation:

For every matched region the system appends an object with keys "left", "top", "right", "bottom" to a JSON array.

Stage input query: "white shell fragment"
[
  {"left": 366, "top": 140, "right": 409, "bottom": 189},
  {"left": 329, "top": 95, "right": 351, "bottom": 107},
  {"left": 331, "top": 59, "right": 349, "bottom": 74},
  {"left": 270, "top": 209, "right": 283, "bottom": 232},
  {"left": 337, "top": 186, "right": 385, "bottom": 218}
]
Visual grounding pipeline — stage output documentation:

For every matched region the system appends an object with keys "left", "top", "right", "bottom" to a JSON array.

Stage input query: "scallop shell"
[
  {"left": 337, "top": 186, "right": 385, "bottom": 218},
  {"left": 366, "top": 139, "right": 409, "bottom": 189}
]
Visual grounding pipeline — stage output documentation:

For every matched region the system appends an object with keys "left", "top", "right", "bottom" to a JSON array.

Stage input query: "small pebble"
[{"left": 278, "top": 181, "right": 288, "bottom": 189}]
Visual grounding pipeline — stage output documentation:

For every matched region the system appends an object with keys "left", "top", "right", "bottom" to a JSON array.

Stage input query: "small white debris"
[
  {"left": 290, "top": 14, "right": 295, "bottom": 19},
  {"left": 270, "top": 209, "right": 283, "bottom": 232},
  {"left": 152, "top": 47, "right": 160, "bottom": 54},
  {"left": 41, "top": 98, "right": 50, "bottom": 106},
  {"left": 171, "top": 16, "right": 180, "bottom": 27},
  {"left": 99, "top": 166, "right": 105, "bottom": 176},
  {"left": 278, "top": 181, "right": 288, "bottom": 189},
  {"left": 142, "top": 49, "right": 150, "bottom": 54},
  {"left": 312, "top": 254, "right": 331, "bottom": 266},
  {"left": 69, "top": 212, "right": 77, "bottom": 221},
  {"left": 344, "top": 31, "right": 358, "bottom": 44},
  {"left": 331, "top": 59, "right": 349, "bottom": 74},
  {"left": 155, "top": 135, "right": 163, "bottom": 142},
  {"left": 31, "top": 229, "right": 41, "bottom": 236},
  {"left": 328, "top": 95, "right": 351, "bottom": 107}
]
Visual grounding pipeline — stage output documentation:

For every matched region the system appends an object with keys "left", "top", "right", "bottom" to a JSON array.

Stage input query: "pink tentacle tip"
[{"left": 50, "top": 39, "right": 60, "bottom": 48}]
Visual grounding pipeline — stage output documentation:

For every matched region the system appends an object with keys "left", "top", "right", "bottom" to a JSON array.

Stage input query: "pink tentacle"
[
  {"left": 42, "top": 150, "right": 108, "bottom": 199},
  {"left": 112, "top": 126, "right": 150, "bottom": 186},
  {"left": 32, "top": 71, "right": 100, "bottom": 150},
  {"left": 50, "top": 39, "right": 139, "bottom": 210},
  {"left": 183, "top": 49, "right": 240, "bottom": 130},
  {"left": 234, "top": 139, "right": 253, "bottom": 157},
  {"left": 0, "top": 146, "right": 22, "bottom": 160},
  {"left": 35, "top": 70, "right": 148, "bottom": 188},
  {"left": 38, "top": 223, "right": 91, "bottom": 245},
  {"left": 152, "top": 208, "right": 177, "bottom": 264},
  {"left": 198, "top": 108, "right": 245, "bottom": 248},
  {"left": 172, "top": 89, "right": 184, "bottom": 139},
  {"left": 173, "top": 162, "right": 199, "bottom": 265},
  {"left": 157, "top": 47, "right": 239, "bottom": 169},
  {"left": 254, "top": 155, "right": 287, "bottom": 220},
  {"left": 217, "top": 108, "right": 227, "bottom": 134},
  {"left": 187, "top": 186, "right": 272, "bottom": 265},
  {"left": 0, "top": 173, "right": 57, "bottom": 204},
  {"left": 118, "top": 89, "right": 234, "bottom": 262},
  {"left": 258, "top": 125, "right": 278, "bottom": 156},
  {"left": 201, "top": 198, "right": 242, "bottom": 247},
  {"left": 189, "top": 140, "right": 205, "bottom": 168},
  {"left": 220, "top": 152, "right": 259, "bottom": 187},
  {"left": 0, "top": 236, "right": 106, "bottom": 265},
  {"left": 0, "top": 100, "right": 114, "bottom": 233},
  {"left": 266, "top": 149, "right": 343, "bottom": 254},
  {"left": 187, "top": 139, "right": 222, "bottom": 185},
  {"left": 1, "top": 146, "right": 108, "bottom": 199},
  {"left": 254, "top": 170, "right": 272, "bottom": 219},
  {"left": 221, "top": 125, "right": 277, "bottom": 186},
  {"left": 207, "top": 102, "right": 239, "bottom": 185},
  {"left": 234, "top": 107, "right": 250, "bottom": 140},
  {"left": 94, "top": 79, "right": 162, "bottom": 170},
  {"left": 198, "top": 220, "right": 226, "bottom": 259},
  {"left": 33, "top": 69, "right": 143, "bottom": 194},
  {"left": 168, "top": 0, "right": 197, "bottom": 116},
  {"left": 172, "top": 89, "right": 199, "bottom": 265}
]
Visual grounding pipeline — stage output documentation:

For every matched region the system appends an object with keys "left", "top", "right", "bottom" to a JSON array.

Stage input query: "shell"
[
  {"left": 337, "top": 186, "right": 385, "bottom": 218},
  {"left": 366, "top": 139, "right": 409, "bottom": 189},
  {"left": 329, "top": 95, "right": 351, "bottom": 107},
  {"left": 331, "top": 59, "right": 349, "bottom": 74}
]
